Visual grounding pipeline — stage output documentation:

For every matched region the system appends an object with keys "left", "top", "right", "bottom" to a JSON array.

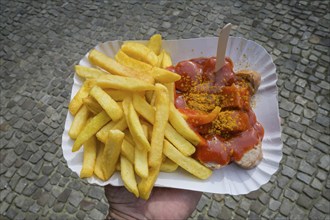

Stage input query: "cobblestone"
[{"left": 1, "top": 0, "right": 329, "bottom": 219}]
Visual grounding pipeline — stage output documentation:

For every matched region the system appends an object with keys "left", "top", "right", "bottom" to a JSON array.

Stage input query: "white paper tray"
[{"left": 61, "top": 37, "right": 282, "bottom": 195}]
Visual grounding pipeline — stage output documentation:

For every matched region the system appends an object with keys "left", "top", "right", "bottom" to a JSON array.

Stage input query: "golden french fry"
[
  {"left": 123, "top": 97, "right": 151, "bottom": 151},
  {"left": 138, "top": 164, "right": 161, "bottom": 200},
  {"left": 121, "top": 155, "right": 139, "bottom": 197},
  {"left": 75, "top": 65, "right": 107, "bottom": 79},
  {"left": 91, "top": 74, "right": 155, "bottom": 92},
  {"left": 116, "top": 47, "right": 178, "bottom": 82},
  {"left": 104, "top": 89, "right": 131, "bottom": 102},
  {"left": 147, "top": 34, "right": 162, "bottom": 55},
  {"left": 69, "top": 82, "right": 91, "bottom": 115},
  {"left": 156, "top": 50, "right": 164, "bottom": 67},
  {"left": 80, "top": 135, "right": 97, "bottom": 178},
  {"left": 96, "top": 115, "right": 127, "bottom": 143},
  {"left": 164, "top": 123, "right": 196, "bottom": 156},
  {"left": 94, "top": 142, "right": 105, "bottom": 180},
  {"left": 115, "top": 49, "right": 179, "bottom": 83},
  {"left": 69, "top": 105, "right": 90, "bottom": 139},
  {"left": 149, "top": 84, "right": 170, "bottom": 168},
  {"left": 132, "top": 94, "right": 195, "bottom": 156},
  {"left": 121, "top": 138, "right": 135, "bottom": 164},
  {"left": 72, "top": 111, "right": 111, "bottom": 152},
  {"left": 88, "top": 49, "right": 154, "bottom": 84},
  {"left": 150, "top": 67, "right": 181, "bottom": 83},
  {"left": 163, "top": 140, "right": 212, "bottom": 180},
  {"left": 101, "top": 130, "right": 125, "bottom": 180},
  {"left": 96, "top": 120, "right": 116, "bottom": 143},
  {"left": 132, "top": 93, "right": 155, "bottom": 124},
  {"left": 164, "top": 82, "right": 175, "bottom": 103},
  {"left": 121, "top": 42, "right": 158, "bottom": 66},
  {"left": 115, "top": 50, "right": 153, "bottom": 72},
  {"left": 135, "top": 124, "right": 149, "bottom": 178},
  {"left": 160, "top": 156, "right": 178, "bottom": 172},
  {"left": 82, "top": 96, "right": 103, "bottom": 115},
  {"left": 169, "top": 104, "right": 200, "bottom": 146},
  {"left": 161, "top": 50, "right": 172, "bottom": 68},
  {"left": 90, "top": 86, "right": 123, "bottom": 121}
]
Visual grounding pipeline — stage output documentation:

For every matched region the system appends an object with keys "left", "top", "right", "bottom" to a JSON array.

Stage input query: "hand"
[{"left": 104, "top": 185, "right": 202, "bottom": 220}]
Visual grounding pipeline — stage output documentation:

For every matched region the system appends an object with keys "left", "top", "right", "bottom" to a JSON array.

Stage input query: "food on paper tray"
[
  {"left": 68, "top": 34, "right": 212, "bottom": 200},
  {"left": 167, "top": 57, "right": 264, "bottom": 169},
  {"left": 67, "top": 34, "right": 264, "bottom": 199}
]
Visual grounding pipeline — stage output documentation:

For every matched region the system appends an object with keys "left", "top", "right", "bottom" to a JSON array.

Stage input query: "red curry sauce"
[{"left": 168, "top": 57, "right": 264, "bottom": 166}]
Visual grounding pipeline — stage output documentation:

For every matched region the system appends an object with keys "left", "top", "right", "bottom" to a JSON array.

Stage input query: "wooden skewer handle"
[{"left": 215, "top": 23, "right": 232, "bottom": 72}]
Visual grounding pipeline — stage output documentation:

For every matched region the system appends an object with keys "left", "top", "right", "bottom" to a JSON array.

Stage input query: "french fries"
[
  {"left": 72, "top": 111, "right": 111, "bottom": 152},
  {"left": 121, "top": 155, "right": 139, "bottom": 197},
  {"left": 102, "top": 130, "right": 125, "bottom": 180},
  {"left": 68, "top": 34, "right": 213, "bottom": 200},
  {"left": 75, "top": 65, "right": 107, "bottom": 79},
  {"left": 134, "top": 124, "right": 149, "bottom": 178},
  {"left": 88, "top": 49, "right": 154, "bottom": 84},
  {"left": 121, "top": 42, "right": 158, "bottom": 66},
  {"left": 80, "top": 135, "right": 97, "bottom": 178},
  {"left": 147, "top": 34, "right": 162, "bottom": 55},
  {"left": 90, "top": 86, "right": 123, "bottom": 121},
  {"left": 69, "top": 105, "right": 90, "bottom": 139},
  {"left": 69, "top": 81, "right": 91, "bottom": 115},
  {"left": 148, "top": 84, "right": 169, "bottom": 168},
  {"left": 163, "top": 140, "right": 212, "bottom": 179}
]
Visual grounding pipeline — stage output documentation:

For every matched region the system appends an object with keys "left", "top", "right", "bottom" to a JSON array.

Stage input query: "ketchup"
[{"left": 168, "top": 57, "right": 264, "bottom": 166}]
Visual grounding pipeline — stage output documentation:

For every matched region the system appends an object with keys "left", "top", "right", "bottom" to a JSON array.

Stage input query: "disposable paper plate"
[{"left": 62, "top": 37, "right": 282, "bottom": 195}]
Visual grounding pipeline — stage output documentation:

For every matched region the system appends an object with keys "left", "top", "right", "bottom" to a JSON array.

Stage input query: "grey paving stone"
[
  {"left": 57, "top": 189, "right": 72, "bottom": 203},
  {"left": 1, "top": 0, "right": 330, "bottom": 219}
]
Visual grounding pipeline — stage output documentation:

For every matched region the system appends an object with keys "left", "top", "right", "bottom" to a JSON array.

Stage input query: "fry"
[
  {"left": 161, "top": 50, "right": 172, "bottom": 68},
  {"left": 138, "top": 164, "right": 161, "bottom": 200},
  {"left": 135, "top": 124, "right": 149, "bottom": 178},
  {"left": 160, "top": 156, "right": 178, "bottom": 172},
  {"left": 147, "top": 34, "right": 162, "bottom": 55},
  {"left": 72, "top": 111, "right": 111, "bottom": 152},
  {"left": 121, "top": 155, "right": 139, "bottom": 197},
  {"left": 149, "top": 84, "right": 169, "bottom": 168},
  {"left": 94, "top": 143, "right": 105, "bottom": 180},
  {"left": 121, "top": 138, "right": 135, "bottom": 164},
  {"left": 75, "top": 65, "right": 107, "bottom": 79},
  {"left": 88, "top": 49, "right": 154, "bottom": 84},
  {"left": 115, "top": 50, "right": 153, "bottom": 72},
  {"left": 156, "top": 50, "right": 164, "bottom": 67},
  {"left": 80, "top": 135, "right": 97, "bottom": 178},
  {"left": 69, "top": 81, "right": 91, "bottom": 115},
  {"left": 164, "top": 82, "right": 175, "bottom": 103},
  {"left": 115, "top": 49, "right": 180, "bottom": 83},
  {"left": 90, "top": 86, "right": 123, "bottom": 121},
  {"left": 163, "top": 140, "right": 212, "bottom": 180},
  {"left": 132, "top": 94, "right": 195, "bottom": 156},
  {"left": 164, "top": 123, "right": 196, "bottom": 156},
  {"left": 82, "top": 96, "right": 103, "bottom": 114},
  {"left": 104, "top": 89, "right": 131, "bottom": 102},
  {"left": 69, "top": 105, "right": 90, "bottom": 139},
  {"left": 101, "top": 130, "right": 125, "bottom": 180},
  {"left": 121, "top": 42, "right": 158, "bottom": 66},
  {"left": 96, "top": 116, "right": 127, "bottom": 143},
  {"left": 132, "top": 93, "right": 155, "bottom": 124},
  {"left": 151, "top": 67, "right": 181, "bottom": 83},
  {"left": 91, "top": 74, "right": 155, "bottom": 92},
  {"left": 123, "top": 97, "right": 151, "bottom": 151},
  {"left": 169, "top": 104, "right": 200, "bottom": 146}
]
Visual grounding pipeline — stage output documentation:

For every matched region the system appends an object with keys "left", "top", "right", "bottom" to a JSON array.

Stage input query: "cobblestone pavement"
[{"left": 1, "top": 0, "right": 329, "bottom": 219}]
